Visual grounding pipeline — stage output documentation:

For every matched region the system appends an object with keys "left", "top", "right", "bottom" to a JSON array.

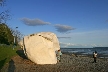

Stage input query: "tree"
[
  {"left": 0, "top": 0, "right": 23, "bottom": 45},
  {"left": 0, "top": 23, "right": 14, "bottom": 45},
  {"left": 0, "top": 0, "right": 11, "bottom": 23},
  {"left": 0, "top": 23, "right": 23, "bottom": 45},
  {"left": 10, "top": 27, "right": 24, "bottom": 45},
  {"left": 0, "top": 0, "right": 5, "bottom": 6}
]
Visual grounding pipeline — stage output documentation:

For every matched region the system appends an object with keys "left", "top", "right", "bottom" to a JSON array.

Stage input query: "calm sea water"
[{"left": 61, "top": 47, "right": 108, "bottom": 58}]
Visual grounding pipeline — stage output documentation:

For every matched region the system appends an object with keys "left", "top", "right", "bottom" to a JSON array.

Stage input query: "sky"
[{"left": 2, "top": 0, "right": 108, "bottom": 48}]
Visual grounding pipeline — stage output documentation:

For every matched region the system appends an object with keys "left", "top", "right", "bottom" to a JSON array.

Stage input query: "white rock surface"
[{"left": 20, "top": 32, "right": 60, "bottom": 64}]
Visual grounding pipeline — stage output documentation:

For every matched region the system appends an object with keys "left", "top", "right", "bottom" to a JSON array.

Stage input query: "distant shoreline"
[
  {"left": 61, "top": 47, "right": 108, "bottom": 49},
  {"left": 62, "top": 51, "right": 108, "bottom": 59}
]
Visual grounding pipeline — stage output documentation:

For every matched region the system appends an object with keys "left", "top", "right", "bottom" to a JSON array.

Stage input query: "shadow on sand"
[
  {"left": 8, "top": 59, "right": 15, "bottom": 72},
  {"left": 16, "top": 49, "right": 27, "bottom": 59},
  {"left": 7, "top": 49, "right": 27, "bottom": 72}
]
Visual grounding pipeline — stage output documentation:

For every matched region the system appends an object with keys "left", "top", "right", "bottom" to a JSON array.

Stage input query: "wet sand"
[{"left": 1, "top": 52, "right": 108, "bottom": 72}]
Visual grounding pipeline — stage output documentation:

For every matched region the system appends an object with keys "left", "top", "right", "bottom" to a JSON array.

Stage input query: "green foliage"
[
  {"left": 0, "top": 23, "right": 14, "bottom": 45},
  {"left": 0, "top": 45, "right": 18, "bottom": 69}
]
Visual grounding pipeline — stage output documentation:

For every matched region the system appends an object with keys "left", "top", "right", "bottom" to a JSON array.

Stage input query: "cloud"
[
  {"left": 20, "top": 18, "right": 51, "bottom": 26},
  {"left": 59, "top": 29, "right": 108, "bottom": 48},
  {"left": 54, "top": 24, "right": 75, "bottom": 33},
  {"left": 106, "top": 20, "right": 108, "bottom": 23},
  {"left": 90, "top": 44, "right": 103, "bottom": 47},
  {"left": 60, "top": 41, "right": 106, "bottom": 48},
  {"left": 59, "top": 42, "right": 87, "bottom": 48}
]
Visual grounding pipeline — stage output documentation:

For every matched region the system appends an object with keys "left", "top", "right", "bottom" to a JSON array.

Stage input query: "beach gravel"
[{"left": 1, "top": 52, "right": 108, "bottom": 72}]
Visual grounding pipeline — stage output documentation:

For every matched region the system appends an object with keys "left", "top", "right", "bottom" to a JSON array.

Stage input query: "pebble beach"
[{"left": 1, "top": 50, "right": 108, "bottom": 72}]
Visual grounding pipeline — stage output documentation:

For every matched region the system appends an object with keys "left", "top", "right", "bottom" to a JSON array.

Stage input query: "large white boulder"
[{"left": 20, "top": 32, "right": 60, "bottom": 64}]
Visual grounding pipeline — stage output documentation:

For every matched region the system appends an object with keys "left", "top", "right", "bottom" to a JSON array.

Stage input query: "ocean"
[{"left": 61, "top": 47, "right": 108, "bottom": 58}]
